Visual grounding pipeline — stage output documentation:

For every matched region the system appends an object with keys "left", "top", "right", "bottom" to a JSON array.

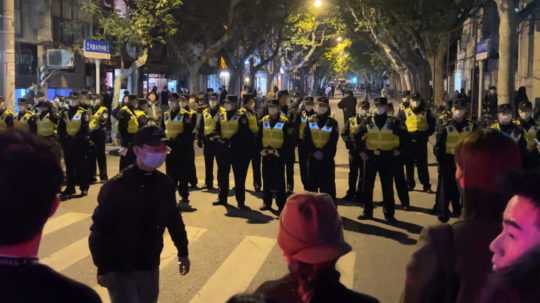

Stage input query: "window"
[
  {"left": 15, "top": 0, "right": 22, "bottom": 36},
  {"left": 52, "top": 0, "right": 84, "bottom": 44}
]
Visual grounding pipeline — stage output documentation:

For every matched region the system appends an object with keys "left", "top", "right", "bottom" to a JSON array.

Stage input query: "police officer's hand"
[
  {"left": 118, "top": 147, "right": 128, "bottom": 157},
  {"left": 359, "top": 152, "right": 368, "bottom": 161},
  {"left": 178, "top": 257, "right": 191, "bottom": 275}
]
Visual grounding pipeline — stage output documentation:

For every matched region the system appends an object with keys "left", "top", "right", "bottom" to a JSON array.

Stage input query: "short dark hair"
[
  {"left": 227, "top": 294, "right": 272, "bottom": 303},
  {"left": 0, "top": 130, "right": 63, "bottom": 245},
  {"left": 505, "top": 170, "right": 540, "bottom": 226}
]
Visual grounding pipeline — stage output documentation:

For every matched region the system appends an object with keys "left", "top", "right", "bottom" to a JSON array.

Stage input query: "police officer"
[
  {"left": 259, "top": 99, "right": 290, "bottom": 212},
  {"left": 58, "top": 92, "right": 92, "bottom": 199},
  {"left": 243, "top": 94, "right": 262, "bottom": 192},
  {"left": 387, "top": 102, "right": 410, "bottom": 210},
  {"left": 180, "top": 95, "right": 199, "bottom": 189},
  {"left": 341, "top": 100, "right": 370, "bottom": 202},
  {"left": 516, "top": 101, "right": 539, "bottom": 168},
  {"left": 197, "top": 94, "right": 224, "bottom": 190},
  {"left": 278, "top": 90, "right": 297, "bottom": 194},
  {"left": 163, "top": 94, "right": 197, "bottom": 206},
  {"left": 298, "top": 96, "right": 316, "bottom": 190},
  {"left": 398, "top": 95, "right": 436, "bottom": 192},
  {"left": 13, "top": 98, "right": 36, "bottom": 133},
  {"left": 492, "top": 104, "right": 527, "bottom": 155},
  {"left": 214, "top": 96, "right": 251, "bottom": 208},
  {"left": 89, "top": 94, "right": 109, "bottom": 182},
  {"left": 0, "top": 97, "right": 14, "bottom": 131},
  {"left": 357, "top": 97, "right": 405, "bottom": 222},
  {"left": 433, "top": 99, "right": 474, "bottom": 222},
  {"left": 35, "top": 99, "right": 62, "bottom": 161},
  {"left": 118, "top": 95, "right": 141, "bottom": 171},
  {"left": 304, "top": 97, "right": 339, "bottom": 199}
]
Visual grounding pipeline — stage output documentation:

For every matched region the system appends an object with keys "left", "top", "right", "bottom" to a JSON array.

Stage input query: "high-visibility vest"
[
  {"left": 446, "top": 123, "right": 473, "bottom": 155},
  {"left": 349, "top": 117, "right": 362, "bottom": 136},
  {"left": 516, "top": 120, "right": 538, "bottom": 151},
  {"left": 365, "top": 119, "right": 400, "bottom": 151},
  {"left": 65, "top": 108, "right": 87, "bottom": 137},
  {"left": 405, "top": 108, "right": 428, "bottom": 132},
  {"left": 0, "top": 110, "right": 13, "bottom": 131},
  {"left": 243, "top": 109, "right": 259, "bottom": 134},
  {"left": 164, "top": 110, "right": 184, "bottom": 139},
  {"left": 37, "top": 113, "right": 57, "bottom": 137},
  {"left": 262, "top": 115, "right": 287, "bottom": 149},
  {"left": 299, "top": 111, "right": 314, "bottom": 140},
  {"left": 203, "top": 107, "right": 224, "bottom": 136},
  {"left": 220, "top": 111, "right": 240, "bottom": 140},
  {"left": 309, "top": 119, "right": 333, "bottom": 149},
  {"left": 121, "top": 106, "right": 139, "bottom": 134},
  {"left": 14, "top": 111, "right": 34, "bottom": 131},
  {"left": 89, "top": 106, "right": 108, "bottom": 131},
  {"left": 492, "top": 123, "right": 523, "bottom": 143}
]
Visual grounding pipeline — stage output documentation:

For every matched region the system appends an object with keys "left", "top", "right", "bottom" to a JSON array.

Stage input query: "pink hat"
[{"left": 278, "top": 192, "right": 352, "bottom": 264}]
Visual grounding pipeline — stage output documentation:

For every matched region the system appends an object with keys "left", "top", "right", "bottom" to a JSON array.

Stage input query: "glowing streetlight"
[
  {"left": 313, "top": 0, "right": 322, "bottom": 8},
  {"left": 336, "top": 36, "right": 343, "bottom": 42}
]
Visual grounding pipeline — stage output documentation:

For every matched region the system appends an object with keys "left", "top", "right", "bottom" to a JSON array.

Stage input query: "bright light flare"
[{"left": 314, "top": 0, "right": 323, "bottom": 8}]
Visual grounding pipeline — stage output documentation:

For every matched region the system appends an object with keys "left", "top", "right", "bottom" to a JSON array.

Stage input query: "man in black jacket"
[{"left": 89, "top": 126, "right": 190, "bottom": 303}]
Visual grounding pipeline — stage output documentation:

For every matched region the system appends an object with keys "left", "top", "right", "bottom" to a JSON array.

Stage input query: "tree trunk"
[
  {"left": 495, "top": 0, "right": 518, "bottom": 104},
  {"left": 432, "top": 41, "right": 447, "bottom": 105}
]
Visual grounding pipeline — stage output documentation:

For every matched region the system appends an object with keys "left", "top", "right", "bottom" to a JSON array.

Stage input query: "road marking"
[
  {"left": 41, "top": 237, "right": 89, "bottom": 271},
  {"left": 189, "top": 236, "right": 276, "bottom": 303},
  {"left": 43, "top": 212, "right": 90, "bottom": 235},
  {"left": 94, "top": 226, "right": 207, "bottom": 303},
  {"left": 337, "top": 251, "right": 356, "bottom": 289}
]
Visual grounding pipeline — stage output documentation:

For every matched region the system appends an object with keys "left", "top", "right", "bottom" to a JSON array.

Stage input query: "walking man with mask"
[{"left": 90, "top": 126, "right": 190, "bottom": 303}]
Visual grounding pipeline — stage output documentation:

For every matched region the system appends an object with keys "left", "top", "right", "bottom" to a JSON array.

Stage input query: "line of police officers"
[{"left": 1, "top": 89, "right": 538, "bottom": 222}]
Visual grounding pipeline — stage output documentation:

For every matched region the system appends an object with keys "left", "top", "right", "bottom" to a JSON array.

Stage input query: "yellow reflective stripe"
[
  {"left": 446, "top": 125, "right": 472, "bottom": 155},
  {"left": 66, "top": 109, "right": 86, "bottom": 136},
  {"left": 37, "top": 114, "right": 56, "bottom": 137},
  {"left": 220, "top": 111, "right": 240, "bottom": 139},
  {"left": 365, "top": 123, "right": 399, "bottom": 151},
  {"left": 310, "top": 121, "right": 333, "bottom": 149},
  {"left": 405, "top": 108, "right": 428, "bottom": 132},
  {"left": 165, "top": 111, "right": 184, "bottom": 139},
  {"left": 262, "top": 116, "right": 285, "bottom": 149}
]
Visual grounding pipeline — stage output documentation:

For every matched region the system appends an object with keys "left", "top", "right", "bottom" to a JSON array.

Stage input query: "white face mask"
[
  {"left": 169, "top": 102, "right": 178, "bottom": 110},
  {"left": 305, "top": 105, "right": 314, "bottom": 112},
  {"left": 376, "top": 106, "right": 386, "bottom": 115},
  {"left": 519, "top": 111, "right": 532, "bottom": 120},
  {"left": 69, "top": 100, "right": 79, "bottom": 107},
  {"left": 317, "top": 106, "right": 329, "bottom": 115},
  {"left": 225, "top": 104, "right": 235, "bottom": 111},
  {"left": 268, "top": 107, "right": 279, "bottom": 116},
  {"left": 499, "top": 114, "right": 513, "bottom": 124},
  {"left": 209, "top": 101, "right": 219, "bottom": 108},
  {"left": 411, "top": 101, "right": 419, "bottom": 108},
  {"left": 452, "top": 109, "right": 466, "bottom": 120},
  {"left": 140, "top": 151, "right": 167, "bottom": 170}
]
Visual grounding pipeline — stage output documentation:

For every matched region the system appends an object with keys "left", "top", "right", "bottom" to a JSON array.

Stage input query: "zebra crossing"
[{"left": 38, "top": 210, "right": 357, "bottom": 303}]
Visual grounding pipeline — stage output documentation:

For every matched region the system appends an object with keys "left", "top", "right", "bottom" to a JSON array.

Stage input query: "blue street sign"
[
  {"left": 476, "top": 39, "right": 490, "bottom": 60},
  {"left": 83, "top": 39, "right": 111, "bottom": 60}
]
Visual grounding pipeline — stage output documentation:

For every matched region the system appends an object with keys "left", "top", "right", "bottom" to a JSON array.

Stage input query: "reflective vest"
[
  {"left": 14, "top": 111, "right": 33, "bottom": 131},
  {"left": 164, "top": 111, "right": 185, "bottom": 139},
  {"left": 405, "top": 108, "right": 428, "bottom": 132},
  {"left": 516, "top": 120, "right": 538, "bottom": 151},
  {"left": 203, "top": 107, "right": 224, "bottom": 136},
  {"left": 220, "top": 111, "right": 240, "bottom": 140},
  {"left": 365, "top": 119, "right": 400, "bottom": 151},
  {"left": 299, "top": 111, "right": 314, "bottom": 140},
  {"left": 491, "top": 123, "right": 523, "bottom": 143},
  {"left": 37, "top": 113, "right": 57, "bottom": 137},
  {"left": 262, "top": 116, "right": 286, "bottom": 149},
  {"left": 0, "top": 110, "right": 14, "bottom": 131},
  {"left": 89, "top": 106, "right": 108, "bottom": 131},
  {"left": 65, "top": 108, "right": 86, "bottom": 137},
  {"left": 309, "top": 119, "right": 333, "bottom": 149},
  {"left": 446, "top": 123, "right": 473, "bottom": 155},
  {"left": 121, "top": 106, "right": 139, "bottom": 134},
  {"left": 348, "top": 117, "right": 362, "bottom": 136},
  {"left": 243, "top": 109, "right": 259, "bottom": 134}
]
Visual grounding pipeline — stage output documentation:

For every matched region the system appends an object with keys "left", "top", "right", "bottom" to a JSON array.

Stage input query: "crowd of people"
[{"left": 1, "top": 85, "right": 540, "bottom": 302}]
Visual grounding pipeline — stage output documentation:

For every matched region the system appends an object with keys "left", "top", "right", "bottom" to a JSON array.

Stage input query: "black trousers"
[
  {"left": 203, "top": 140, "right": 219, "bottom": 188},
  {"left": 166, "top": 149, "right": 191, "bottom": 201},
  {"left": 251, "top": 149, "right": 262, "bottom": 189},
  {"left": 394, "top": 156, "right": 410, "bottom": 207},
  {"left": 102, "top": 270, "right": 159, "bottom": 303},
  {"left": 90, "top": 130, "right": 108, "bottom": 179},
  {"left": 285, "top": 149, "right": 295, "bottom": 192},
  {"left": 63, "top": 137, "right": 92, "bottom": 191},
  {"left": 347, "top": 152, "right": 360, "bottom": 196},
  {"left": 188, "top": 143, "right": 198, "bottom": 186},
  {"left": 405, "top": 138, "right": 431, "bottom": 188},
  {"left": 306, "top": 156, "right": 336, "bottom": 199},
  {"left": 119, "top": 146, "right": 135, "bottom": 172},
  {"left": 262, "top": 155, "right": 286, "bottom": 210},
  {"left": 298, "top": 145, "right": 309, "bottom": 190},
  {"left": 216, "top": 148, "right": 249, "bottom": 205},
  {"left": 364, "top": 154, "right": 395, "bottom": 218},
  {"left": 435, "top": 155, "right": 461, "bottom": 218}
]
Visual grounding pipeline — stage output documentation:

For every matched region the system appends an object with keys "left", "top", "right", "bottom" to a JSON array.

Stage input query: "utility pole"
[{"left": 1, "top": 0, "right": 15, "bottom": 110}]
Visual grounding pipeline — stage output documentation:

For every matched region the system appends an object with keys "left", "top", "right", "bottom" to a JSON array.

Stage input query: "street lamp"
[
  {"left": 336, "top": 36, "right": 343, "bottom": 42},
  {"left": 313, "top": 0, "right": 322, "bottom": 8}
]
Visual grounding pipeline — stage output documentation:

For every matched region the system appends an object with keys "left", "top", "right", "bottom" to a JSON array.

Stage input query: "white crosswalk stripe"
[
  {"left": 189, "top": 236, "right": 276, "bottom": 303},
  {"left": 337, "top": 251, "right": 357, "bottom": 289},
  {"left": 43, "top": 212, "right": 90, "bottom": 235}
]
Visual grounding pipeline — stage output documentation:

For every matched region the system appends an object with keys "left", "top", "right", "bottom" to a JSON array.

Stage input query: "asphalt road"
[{"left": 39, "top": 99, "right": 442, "bottom": 303}]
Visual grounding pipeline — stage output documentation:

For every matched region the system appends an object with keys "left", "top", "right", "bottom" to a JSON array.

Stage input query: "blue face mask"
[{"left": 141, "top": 151, "right": 167, "bottom": 169}]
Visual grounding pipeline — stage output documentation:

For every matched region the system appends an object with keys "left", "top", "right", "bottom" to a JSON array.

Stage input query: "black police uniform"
[
  {"left": 281, "top": 104, "right": 298, "bottom": 194},
  {"left": 303, "top": 101, "right": 339, "bottom": 199},
  {"left": 89, "top": 104, "right": 109, "bottom": 181},
  {"left": 196, "top": 104, "right": 223, "bottom": 189},
  {"left": 298, "top": 106, "right": 315, "bottom": 190},
  {"left": 58, "top": 102, "right": 92, "bottom": 197},
  {"left": 341, "top": 107, "right": 369, "bottom": 201}
]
